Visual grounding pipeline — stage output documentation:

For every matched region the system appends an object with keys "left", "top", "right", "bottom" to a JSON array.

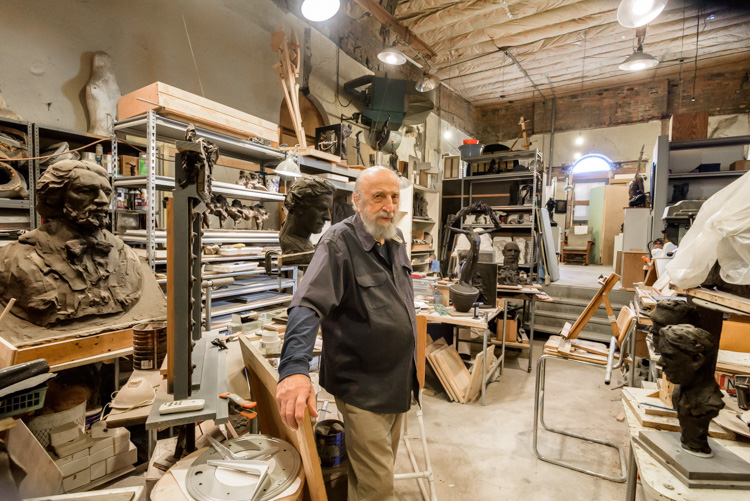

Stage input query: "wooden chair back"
[{"left": 615, "top": 305, "right": 636, "bottom": 348}]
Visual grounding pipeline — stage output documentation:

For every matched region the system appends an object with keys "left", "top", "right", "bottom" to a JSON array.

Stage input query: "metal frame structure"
[
  {"left": 458, "top": 149, "right": 543, "bottom": 278},
  {"left": 533, "top": 353, "right": 628, "bottom": 483}
]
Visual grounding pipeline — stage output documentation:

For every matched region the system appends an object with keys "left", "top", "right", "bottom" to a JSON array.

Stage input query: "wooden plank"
[
  {"left": 299, "top": 147, "right": 345, "bottom": 165},
  {"left": 416, "top": 314, "right": 427, "bottom": 390},
  {"left": 435, "top": 345, "right": 471, "bottom": 403},
  {"left": 570, "top": 339, "right": 610, "bottom": 357},
  {"left": 239, "top": 336, "right": 326, "bottom": 501},
  {"left": 428, "top": 344, "right": 459, "bottom": 402},
  {"left": 669, "top": 111, "right": 708, "bottom": 141},
  {"left": 544, "top": 336, "right": 608, "bottom": 364},
  {"left": 621, "top": 251, "right": 648, "bottom": 290},
  {"left": 6, "top": 419, "right": 63, "bottom": 497},
  {"left": 0, "top": 329, "right": 133, "bottom": 368},
  {"left": 622, "top": 388, "right": 734, "bottom": 440},
  {"left": 681, "top": 287, "right": 750, "bottom": 314}
]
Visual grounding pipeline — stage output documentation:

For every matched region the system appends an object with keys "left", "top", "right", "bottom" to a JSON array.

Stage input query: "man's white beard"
[{"left": 361, "top": 209, "right": 397, "bottom": 241}]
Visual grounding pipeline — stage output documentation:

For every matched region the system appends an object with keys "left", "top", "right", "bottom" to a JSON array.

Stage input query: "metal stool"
[{"left": 533, "top": 353, "right": 628, "bottom": 482}]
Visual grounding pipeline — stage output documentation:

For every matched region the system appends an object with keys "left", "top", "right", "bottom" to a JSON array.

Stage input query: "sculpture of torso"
[{"left": 0, "top": 220, "right": 142, "bottom": 326}]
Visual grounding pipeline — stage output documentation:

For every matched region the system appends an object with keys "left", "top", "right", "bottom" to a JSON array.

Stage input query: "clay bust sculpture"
[
  {"left": 649, "top": 299, "right": 698, "bottom": 346},
  {"left": 498, "top": 241, "right": 524, "bottom": 286},
  {"left": 0, "top": 160, "right": 142, "bottom": 326},
  {"left": 279, "top": 177, "right": 335, "bottom": 264},
  {"left": 657, "top": 324, "right": 724, "bottom": 456}
]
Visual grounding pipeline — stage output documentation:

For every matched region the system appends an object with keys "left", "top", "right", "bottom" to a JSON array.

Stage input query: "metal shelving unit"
[
  {"left": 112, "top": 111, "right": 302, "bottom": 328},
  {"left": 456, "top": 149, "right": 543, "bottom": 277},
  {"left": 0, "top": 117, "right": 34, "bottom": 236}
]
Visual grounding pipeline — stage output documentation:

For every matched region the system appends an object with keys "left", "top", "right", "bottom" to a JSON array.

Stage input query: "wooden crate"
[
  {"left": 443, "top": 156, "right": 461, "bottom": 179},
  {"left": 118, "top": 82, "right": 279, "bottom": 144}
]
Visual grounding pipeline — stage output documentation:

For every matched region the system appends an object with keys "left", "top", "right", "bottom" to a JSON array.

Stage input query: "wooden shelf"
[{"left": 668, "top": 171, "right": 745, "bottom": 180}]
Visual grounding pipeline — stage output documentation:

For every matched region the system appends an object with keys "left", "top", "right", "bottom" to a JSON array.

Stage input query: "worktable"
[
  {"left": 622, "top": 389, "right": 750, "bottom": 501},
  {"left": 421, "top": 305, "right": 503, "bottom": 405}
]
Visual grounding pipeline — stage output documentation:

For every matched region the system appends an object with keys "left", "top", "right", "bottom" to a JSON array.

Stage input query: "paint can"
[
  {"left": 314, "top": 419, "right": 346, "bottom": 468},
  {"left": 132, "top": 322, "right": 167, "bottom": 370}
]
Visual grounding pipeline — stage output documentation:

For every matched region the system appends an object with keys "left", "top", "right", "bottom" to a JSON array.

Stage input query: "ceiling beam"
[{"left": 353, "top": 0, "right": 438, "bottom": 61}]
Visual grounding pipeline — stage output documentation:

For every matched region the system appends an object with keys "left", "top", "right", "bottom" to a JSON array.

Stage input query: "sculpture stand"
[{"left": 635, "top": 431, "right": 750, "bottom": 490}]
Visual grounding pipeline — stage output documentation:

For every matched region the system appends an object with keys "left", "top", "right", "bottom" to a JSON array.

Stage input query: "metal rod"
[{"left": 503, "top": 49, "right": 547, "bottom": 100}]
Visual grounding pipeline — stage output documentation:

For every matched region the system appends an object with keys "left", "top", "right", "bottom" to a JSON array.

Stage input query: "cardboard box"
[
  {"left": 669, "top": 111, "right": 708, "bottom": 141},
  {"left": 106, "top": 442, "right": 137, "bottom": 474},
  {"left": 443, "top": 156, "right": 461, "bottom": 179},
  {"left": 118, "top": 82, "right": 279, "bottom": 143},
  {"left": 496, "top": 317, "right": 518, "bottom": 342},
  {"left": 720, "top": 315, "right": 750, "bottom": 352},
  {"left": 90, "top": 459, "right": 107, "bottom": 481},
  {"left": 62, "top": 468, "right": 91, "bottom": 492},
  {"left": 659, "top": 373, "right": 675, "bottom": 408},
  {"left": 730, "top": 160, "right": 750, "bottom": 171}
]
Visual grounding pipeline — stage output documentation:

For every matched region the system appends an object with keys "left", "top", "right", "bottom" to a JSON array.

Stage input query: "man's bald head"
[
  {"left": 353, "top": 166, "right": 399, "bottom": 205},
  {"left": 352, "top": 166, "right": 400, "bottom": 242}
]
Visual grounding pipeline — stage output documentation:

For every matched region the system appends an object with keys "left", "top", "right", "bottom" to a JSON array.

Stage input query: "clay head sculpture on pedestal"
[
  {"left": 657, "top": 324, "right": 724, "bottom": 456},
  {"left": 499, "top": 241, "right": 525, "bottom": 285},
  {"left": 0, "top": 160, "right": 142, "bottom": 326},
  {"left": 649, "top": 299, "right": 698, "bottom": 346},
  {"left": 279, "top": 177, "right": 335, "bottom": 262}
]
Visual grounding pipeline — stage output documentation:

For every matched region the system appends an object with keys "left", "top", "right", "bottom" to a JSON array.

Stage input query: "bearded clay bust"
[
  {"left": 499, "top": 241, "right": 524, "bottom": 286},
  {"left": 279, "top": 177, "right": 335, "bottom": 264},
  {"left": 657, "top": 324, "right": 724, "bottom": 456},
  {"left": 0, "top": 160, "right": 142, "bottom": 326}
]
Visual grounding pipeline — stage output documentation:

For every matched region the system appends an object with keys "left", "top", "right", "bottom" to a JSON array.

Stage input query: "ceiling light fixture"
[
  {"left": 301, "top": 0, "right": 340, "bottom": 22},
  {"left": 575, "top": 134, "right": 584, "bottom": 146},
  {"left": 617, "top": 0, "right": 668, "bottom": 28},
  {"left": 573, "top": 152, "right": 582, "bottom": 160},
  {"left": 378, "top": 45, "right": 407, "bottom": 66},
  {"left": 620, "top": 28, "right": 659, "bottom": 71},
  {"left": 416, "top": 73, "right": 438, "bottom": 92}
]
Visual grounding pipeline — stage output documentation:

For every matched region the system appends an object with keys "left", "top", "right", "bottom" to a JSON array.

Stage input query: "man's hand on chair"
[{"left": 276, "top": 373, "right": 319, "bottom": 431}]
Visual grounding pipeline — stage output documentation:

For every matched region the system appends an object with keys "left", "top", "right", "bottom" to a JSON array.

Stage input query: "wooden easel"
[{"left": 561, "top": 273, "right": 621, "bottom": 340}]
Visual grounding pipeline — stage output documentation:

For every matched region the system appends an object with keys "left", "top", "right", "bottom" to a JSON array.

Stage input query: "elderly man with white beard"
[{"left": 277, "top": 166, "right": 417, "bottom": 501}]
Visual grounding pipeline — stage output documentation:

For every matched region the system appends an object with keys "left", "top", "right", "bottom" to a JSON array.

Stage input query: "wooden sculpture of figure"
[
  {"left": 498, "top": 241, "right": 524, "bottom": 286},
  {"left": 0, "top": 160, "right": 142, "bottom": 326},
  {"left": 657, "top": 324, "right": 724, "bottom": 456},
  {"left": 279, "top": 177, "right": 335, "bottom": 265},
  {"left": 85, "top": 51, "right": 120, "bottom": 136}
]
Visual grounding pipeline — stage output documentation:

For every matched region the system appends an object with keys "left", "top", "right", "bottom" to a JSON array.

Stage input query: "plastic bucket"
[{"left": 458, "top": 143, "right": 483, "bottom": 159}]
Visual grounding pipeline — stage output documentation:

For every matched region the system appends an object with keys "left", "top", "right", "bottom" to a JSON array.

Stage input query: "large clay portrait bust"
[
  {"left": 657, "top": 324, "right": 724, "bottom": 456},
  {"left": 279, "top": 177, "right": 335, "bottom": 260},
  {"left": 0, "top": 160, "right": 143, "bottom": 326}
]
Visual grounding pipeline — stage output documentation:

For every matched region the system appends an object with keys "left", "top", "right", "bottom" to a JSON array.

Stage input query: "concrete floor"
[
  {"left": 393, "top": 341, "right": 644, "bottom": 501},
  {"left": 109, "top": 339, "right": 646, "bottom": 500}
]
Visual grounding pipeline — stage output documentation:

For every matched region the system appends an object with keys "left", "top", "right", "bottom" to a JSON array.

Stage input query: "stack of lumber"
[
  {"left": 426, "top": 337, "right": 495, "bottom": 403},
  {"left": 118, "top": 82, "right": 279, "bottom": 144},
  {"left": 543, "top": 335, "right": 611, "bottom": 364},
  {"left": 634, "top": 285, "right": 657, "bottom": 310},
  {"left": 271, "top": 28, "right": 306, "bottom": 148}
]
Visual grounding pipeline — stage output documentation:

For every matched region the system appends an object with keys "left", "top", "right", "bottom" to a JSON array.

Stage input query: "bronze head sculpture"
[
  {"left": 657, "top": 324, "right": 724, "bottom": 456},
  {"left": 0, "top": 160, "right": 143, "bottom": 326},
  {"left": 499, "top": 241, "right": 525, "bottom": 286},
  {"left": 279, "top": 176, "right": 335, "bottom": 262}
]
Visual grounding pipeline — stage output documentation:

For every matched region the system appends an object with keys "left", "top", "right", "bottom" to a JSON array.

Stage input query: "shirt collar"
[{"left": 352, "top": 213, "right": 402, "bottom": 252}]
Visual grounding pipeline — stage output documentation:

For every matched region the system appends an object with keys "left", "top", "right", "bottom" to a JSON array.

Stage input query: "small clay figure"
[
  {"left": 413, "top": 191, "right": 428, "bottom": 218},
  {"left": 227, "top": 199, "right": 246, "bottom": 226},
  {"left": 279, "top": 177, "right": 336, "bottom": 264},
  {"left": 238, "top": 170, "right": 251, "bottom": 188},
  {"left": 0, "top": 160, "right": 142, "bottom": 326},
  {"left": 545, "top": 198, "right": 556, "bottom": 216},
  {"left": 250, "top": 203, "right": 269, "bottom": 230},
  {"left": 341, "top": 124, "right": 352, "bottom": 161},
  {"left": 657, "top": 324, "right": 724, "bottom": 456}
]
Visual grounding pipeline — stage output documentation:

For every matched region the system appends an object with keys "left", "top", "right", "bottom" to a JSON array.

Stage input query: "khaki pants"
[{"left": 335, "top": 397, "right": 405, "bottom": 501}]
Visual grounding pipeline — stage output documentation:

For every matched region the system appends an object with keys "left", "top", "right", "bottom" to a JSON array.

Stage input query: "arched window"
[{"left": 571, "top": 154, "right": 613, "bottom": 174}]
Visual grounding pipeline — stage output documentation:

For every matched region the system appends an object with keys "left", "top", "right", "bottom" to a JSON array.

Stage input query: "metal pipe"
[
  {"left": 548, "top": 97, "right": 556, "bottom": 189},
  {"left": 503, "top": 49, "right": 547, "bottom": 101}
]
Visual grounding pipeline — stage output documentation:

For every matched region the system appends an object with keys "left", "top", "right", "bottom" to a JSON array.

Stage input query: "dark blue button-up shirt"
[{"left": 278, "top": 214, "right": 417, "bottom": 413}]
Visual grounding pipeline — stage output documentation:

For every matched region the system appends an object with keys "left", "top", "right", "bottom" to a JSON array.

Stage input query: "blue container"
[{"left": 315, "top": 419, "right": 346, "bottom": 467}]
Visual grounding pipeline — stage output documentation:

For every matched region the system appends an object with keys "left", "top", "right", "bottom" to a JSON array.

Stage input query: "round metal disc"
[{"left": 186, "top": 435, "right": 301, "bottom": 501}]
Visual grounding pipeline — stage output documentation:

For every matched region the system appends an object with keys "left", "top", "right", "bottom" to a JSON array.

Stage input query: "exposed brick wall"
[{"left": 475, "top": 57, "right": 750, "bottom": 145}]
